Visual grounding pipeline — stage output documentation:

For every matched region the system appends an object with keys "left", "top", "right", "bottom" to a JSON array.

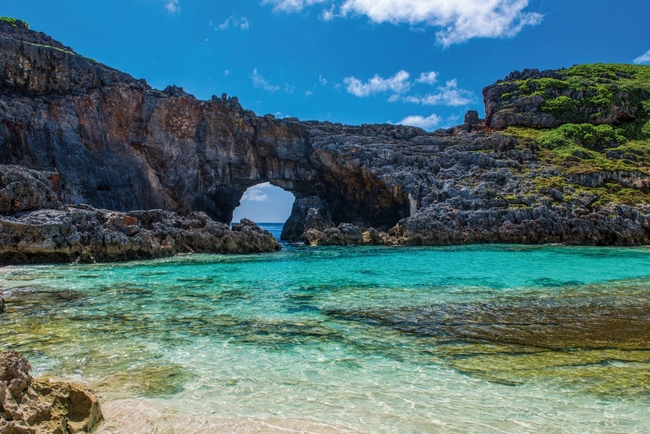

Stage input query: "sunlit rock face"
[
  {"left": 0, "top": 350, "right": 104, "bottom": 433},
  {"left": 2, "top": 20, "right": 650, "bottom": 246},
  {"left": 0, "top": 21, "right": 411, "bottom": 232}
]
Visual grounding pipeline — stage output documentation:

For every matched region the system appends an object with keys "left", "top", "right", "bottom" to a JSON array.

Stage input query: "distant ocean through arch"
[
  {"left": 2, "top": 223, "right": 650, "bottom": 432},
  {"left": 259, "top": 222, "right": 285, "bottom": 241}
]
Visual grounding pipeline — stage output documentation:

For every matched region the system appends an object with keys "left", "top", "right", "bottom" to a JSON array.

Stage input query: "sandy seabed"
[{"left": 97, "top": 399, "right": 364, "bottom": 434}]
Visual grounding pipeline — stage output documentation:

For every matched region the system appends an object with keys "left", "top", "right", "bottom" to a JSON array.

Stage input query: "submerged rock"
[
  {"left": 0, "top": 351, "right": 103, "bottom": 433},
  {"left": 0, "top": 207, "right": 280, "bottom": 265}
]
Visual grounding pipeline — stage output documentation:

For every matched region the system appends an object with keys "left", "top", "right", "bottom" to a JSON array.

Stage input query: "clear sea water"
[{"left": 1, "top": 224, "right": 650, "bottom": 433}]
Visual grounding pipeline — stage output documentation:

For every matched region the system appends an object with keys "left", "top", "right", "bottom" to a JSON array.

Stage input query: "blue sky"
[
  {"left": 232, "top": 183, "right": 294, "bottom": 223},
  {"left": 4, "top": 0, "right": 650, "bottom": 222}
]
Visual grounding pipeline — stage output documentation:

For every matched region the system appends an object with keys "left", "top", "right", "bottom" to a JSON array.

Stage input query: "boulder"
[
  {"left": 0, "top": 351, "right": 103, "bottom": 433},
  {"left": 464, "top": 110, "right": 482, "bottom": 125},
  {"left": 303, "top": 222, "right": 383, "bottom": 246},
  {"left": 281, "top": 196, "right": 335, "bottom": 241}
]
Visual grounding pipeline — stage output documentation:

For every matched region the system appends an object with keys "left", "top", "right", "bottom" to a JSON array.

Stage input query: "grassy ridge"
[
  {"left": 0, "top": 16, "right": 29, "bottom": 29},
  {"left": 499, "top": 64, "right": 650, "bottom": 206}
]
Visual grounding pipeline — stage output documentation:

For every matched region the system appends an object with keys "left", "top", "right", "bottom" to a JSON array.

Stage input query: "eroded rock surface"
[
  {"left": 0, "top": 165, "right": 60, "bottom": 215},
  {"left": 1, "top": 20, "right": 650, "bottom": 247},
  {"left": 483, "top": 67, "right": 646, "bottom": 129},
  {"left": 280, "top": 196, "right": 335, "bottom": 241},
  {"left": 0, "top": 205, "right": 279, "bottom": 264},
  {"left": 0, "top": 351, "right": 103, "bottom": 433}
]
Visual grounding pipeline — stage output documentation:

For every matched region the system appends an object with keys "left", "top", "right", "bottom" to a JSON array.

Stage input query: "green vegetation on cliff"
[
  {"left": 500, "top": 64, "right": 650, "bottom": 206},
  {"left": 518, "top": 64, "right": 650, "bottom": 130},
  {"left": 0, "top": 17, "right": 29, "bottom": 29}
]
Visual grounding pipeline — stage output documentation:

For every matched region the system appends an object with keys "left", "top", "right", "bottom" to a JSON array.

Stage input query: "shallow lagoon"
[{"left": 2, "top": 239, "right": 650, "bottom": 433}]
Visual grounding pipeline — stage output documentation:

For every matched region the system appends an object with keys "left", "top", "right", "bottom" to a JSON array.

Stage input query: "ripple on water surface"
[{"left": 2, "top": 244, "right": 650, "bottom": 432}]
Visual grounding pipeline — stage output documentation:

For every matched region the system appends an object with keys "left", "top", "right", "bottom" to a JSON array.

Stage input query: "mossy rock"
[{"left": 0, "top": 16, "right": 29, "bottom": 29}]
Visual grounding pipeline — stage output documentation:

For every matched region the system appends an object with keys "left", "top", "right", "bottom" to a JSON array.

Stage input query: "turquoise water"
[
  {"left": 2, "top": 229, "right": 650, "bottom": 432},
  {"left": 257, "top": 222, "right": 285, "bottom": 240}
]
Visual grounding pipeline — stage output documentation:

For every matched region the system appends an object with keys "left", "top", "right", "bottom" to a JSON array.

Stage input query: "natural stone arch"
[
  {"left": 0, "top": 26, "right": 413, "bottom": 241},
  {"left": 190, "top": 116, "right": 413, "bottom": 238}
]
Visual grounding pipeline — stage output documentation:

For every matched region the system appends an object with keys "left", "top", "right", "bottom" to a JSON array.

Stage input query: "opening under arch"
[{"left": 232, "top": 183, "right": 296, "bottom": 238}]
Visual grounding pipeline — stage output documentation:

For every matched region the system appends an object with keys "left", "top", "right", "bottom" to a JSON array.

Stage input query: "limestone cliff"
[{"left": 2, "top": 19, "right": 650, "bottom": 249}]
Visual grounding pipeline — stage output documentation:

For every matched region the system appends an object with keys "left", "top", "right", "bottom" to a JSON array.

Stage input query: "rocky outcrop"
[
  {"left": 0, "top": 205, "right": 279, "bottom": 264},
  {"left": 0, "top": 164, "right": 279, "bottom": 264},
  {"left": 0, "top": 351, "right": 103, "bottom": 433},
  {"left": 1, "top": 20, "right": 650, "bottom": 248},
  {"left": 392, "top": 204, "right": 650, "bottom": 246},
  {"left": 303, "top": 223, "right": 393, "bottom": 246},
  {"left": 0, "top": 165, "right": 60, "bottom": 215},
  {"left": 434, "top": 109, "right": 488, "bottom": 136},
  {"left": 483, "top": 67, "right": 647, "bottom": 129},
  {"left": 280, "top": 196, "right": 335, "bottom": 241}
]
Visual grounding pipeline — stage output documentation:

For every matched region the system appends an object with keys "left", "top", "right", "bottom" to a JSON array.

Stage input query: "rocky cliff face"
[
  {"left": 1, "top": 19, "right": 650, "bottom": 248},
  {"left": 0, "top": 164, "right": 280, "bottom": 263},
  {"left": 0, "top": 20, "right": 410, "bottom": 230}
]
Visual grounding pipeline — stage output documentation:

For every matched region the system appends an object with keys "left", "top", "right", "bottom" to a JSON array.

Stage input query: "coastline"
[
  {"left": 1, "top": 20, "right": 650, "bottom": 251},
  {"left": 1, "top": 17, "right": 650, "bottom": 434}
]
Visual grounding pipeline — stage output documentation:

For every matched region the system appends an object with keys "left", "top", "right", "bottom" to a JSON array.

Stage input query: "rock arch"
[
  {"left": 0, "top": 23, "right": 411, "bottom": 241},
  {"left": 0, "top": 78, "right": 411, "bottom": 241}
]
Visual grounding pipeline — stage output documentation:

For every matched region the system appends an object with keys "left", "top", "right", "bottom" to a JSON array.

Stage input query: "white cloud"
[
  {"left": 320, "top": 5, "right": 337, "bottom": 20},
  {"left": 344, "top": 70, "right": 411, "bottom": 97},
  {"left": 224, "top": 70, "right": 230, "bottom": 77},
  {"left": 262, "top": 0, "right": 327, "bottom": 12},
  {"left": 214, "top": 15, "right": 250, "bottom": 30},
  {"left": 263, "top": 0, "right": 542, "bottom": 46},
  {"left": 284, "top": 83, "right": 296, "bottom": 94},
  {"left": 319, "top": 75, "right": 328, "bottom": 85},
  {"left": 252, "top": 69, "right": 280, "bottom": 92},
  {"left": 242, "top": 183, "right": 272, "bottom": 202},
  {"left": 305, "top": 89, "right": 314, "bottom": 96},
  {"left": 341, "top": 0, "right": 542, "bottom": 45},
  {"left": 217, "top": 18, "right": 230, "bottom": 30},
  {"left": 407, "top": 79, "right": 474, "bottom": 106},
  {"left": 344, "top": 70, "right": 473, "bottom": 106},
  {"left": 634, "top": 49, "right": 650, "bottom": 64},
  {"left": 165, "top": 0, "right": 180, "bottom": 13},
  {"left": 397, "top": 113, "right": 442, "bottom": 130},
  {"left": 416, "top": 71, "right": 438, "bottom": 85}
]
